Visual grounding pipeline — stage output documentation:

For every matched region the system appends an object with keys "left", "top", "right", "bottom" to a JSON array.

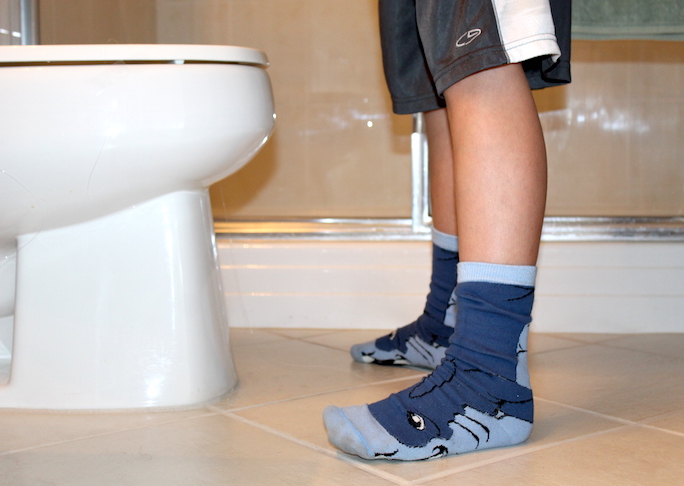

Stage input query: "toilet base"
[{"left": 1, "top": 190, "right": 237, "bottom": 410}]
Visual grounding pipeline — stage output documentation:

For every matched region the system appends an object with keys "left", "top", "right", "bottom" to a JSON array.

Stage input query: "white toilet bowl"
[{"left": 0, "top": 44, "right": 275, "bottom": 409}]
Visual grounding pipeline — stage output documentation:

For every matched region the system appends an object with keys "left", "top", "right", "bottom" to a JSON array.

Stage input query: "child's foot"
[
  {"left": 351, "top": 230, "right": 458, "bottom": 369},
  {"left": 349, "top": 300, "right": 455, "bottom": 369},
  {"left": 326, "top": 267, "right": 536, "bottom": 461},
  {"left": 323, "top": 355, "right": 532, "bottom": 460}
]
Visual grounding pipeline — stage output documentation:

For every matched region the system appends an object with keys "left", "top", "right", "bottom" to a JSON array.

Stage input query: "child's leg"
[
  {"left": 350, "top": 109, "right": 459, "bottom": 370},
  {"left": 324, "top": 63, "right": 546, "bottom": 461},
  {"left": 447, "top": 63, "right": 547, "bottom": 267},
  {"left": 350, "top": 227, "right": 457, "bottom": 369}
]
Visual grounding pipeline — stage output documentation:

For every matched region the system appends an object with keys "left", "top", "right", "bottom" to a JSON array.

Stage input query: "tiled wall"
[
  {"left": 539, "top": 40, "right": 684, "bottom": 216},
  {"left": 0, "top": 0, "right": 21, "bottom": 45},
  {"left": 38, "top": 1, "right": 684, "bottom": 219},
  {"left": 158, "top": 3, "right": 684, "bottom": 219},
  {"left": 39, "top": 0, "right": 156, "bottom": 44},
  {"left": 156, "top": 0, "right": 413, "bottom": 219}
]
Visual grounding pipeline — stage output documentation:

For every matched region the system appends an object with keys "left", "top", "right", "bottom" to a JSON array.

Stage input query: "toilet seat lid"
[{"left": 0, "top": 44, "right": 268, "bottom": 66}]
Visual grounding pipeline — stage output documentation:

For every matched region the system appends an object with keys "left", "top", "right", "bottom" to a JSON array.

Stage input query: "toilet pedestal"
[{"left": 1, "top": 190, "right": 237, "bottom": 410}]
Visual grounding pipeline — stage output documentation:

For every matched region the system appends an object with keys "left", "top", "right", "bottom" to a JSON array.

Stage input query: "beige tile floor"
[{"left": 0, "top": 329, "right": 683, "bottom": 485}]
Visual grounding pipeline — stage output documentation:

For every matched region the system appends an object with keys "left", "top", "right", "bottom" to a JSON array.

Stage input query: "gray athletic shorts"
[{"left": 379, "top": 0, "right": 572, "bottom": 114}]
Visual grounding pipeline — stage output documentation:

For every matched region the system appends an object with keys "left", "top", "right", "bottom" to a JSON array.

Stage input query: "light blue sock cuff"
[
  {"left": 432, "top": 228, "right": 458, "bottom": 253},
  {"left": 457, "top": 262, "right": 537, "bottom": 287}
]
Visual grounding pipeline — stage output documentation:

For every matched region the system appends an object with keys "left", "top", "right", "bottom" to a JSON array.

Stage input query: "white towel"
[{"left": 573, "top": 0, "right": 684, "bottom": 40}]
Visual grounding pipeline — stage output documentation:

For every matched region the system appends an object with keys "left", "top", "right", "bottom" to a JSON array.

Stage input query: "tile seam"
[
  {"left": 0, "top": 410, "right": 219, "bottom": 457},
  {"left": 221, "top": 411, "right": 413, "bottom": 486},
  {"left": 206, "top": 375, "right": 422, "bottom": 414},
  {"left": 413, "top": 424, "right": 633, "bottom": 484}
]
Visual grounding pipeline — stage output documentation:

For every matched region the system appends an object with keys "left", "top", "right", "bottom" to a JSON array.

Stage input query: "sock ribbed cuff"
[
  {"left": 457, "top": 262, "right": 537, "bottom": 287},
  {"left": 432, "top": 228, "right": 458, "bottom": 253}
]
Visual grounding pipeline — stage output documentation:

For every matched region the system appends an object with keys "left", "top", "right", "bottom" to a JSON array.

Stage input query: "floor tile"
[
  {"left": 307, "top": 330, "right": 594, "bottom": 356},
  {"left": 423, "top": 425, "right": 684, "bottom": 485},
  {"left": 211, "top": 339, "right": 424, "bottom": 411},
  {"left": 601, "top": 333, "right": 684, "bottom": 360},
  {"left": 547, "top": 333, "right": 622, "bottom": 344},
  {"left": 301, "top": 329, "right": 392, "bottom": 353},
  {"left": 231, "top": 378, "right": 422, "bottom": 453},
  {"left": 228, "top": 327, "right": 290, "bottom": 348},
  {"left": 234, "top": 383, "right": 624, "bottom": 483},
  {"left": 0, "top": 414, "right": 398, "bottom": 486},
  {"left": 527, "top": 333, "right": 585, "bottom": 354},
  {"left": 265, "top": 328, "right": 341, "bottom": 340},
  {"left": 530, "top": 343, "right": 684, "bottom": 421},
  {"left": 0, "top": 330, "right": 681, "bottom": 485},
  {"left": 0, "top": 409, "right": 209, "bottom": 454}
]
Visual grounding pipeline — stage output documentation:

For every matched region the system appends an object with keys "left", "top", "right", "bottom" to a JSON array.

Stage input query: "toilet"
[{"left": 0, "top": 44, "right": 275, "bottom": 409}]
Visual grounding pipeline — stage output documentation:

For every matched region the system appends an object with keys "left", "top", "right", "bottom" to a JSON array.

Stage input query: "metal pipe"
[
  {"left": 19, "top": 0, "right": 38, "bottom": 45},
  {"left": 410, "top": 113, "right": 432, "bottom": 233}
]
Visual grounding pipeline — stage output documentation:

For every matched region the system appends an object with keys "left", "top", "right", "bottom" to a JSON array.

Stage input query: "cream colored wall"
[
  {"left": 39, "top": 0, "right": 156, "bottom": 45},
  {"left": 158, "top": 0, "right": 684, "bottom": 219},
  {"left": 1, "top": 0, "right": 21, "bottom": 45},
  {"left": 38, "top": 1, "right": 684, "bottom": 219},
  {"left": 539, "top": 40, "right": 684, "bottom": 217},
  {"left": 156, "top": 0, "right": 413, "bottom": 219}
]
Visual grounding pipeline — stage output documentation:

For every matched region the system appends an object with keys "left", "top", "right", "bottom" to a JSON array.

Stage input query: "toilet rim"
[{"left": 0, "top": 44, "right": 269, "bottom": 66}]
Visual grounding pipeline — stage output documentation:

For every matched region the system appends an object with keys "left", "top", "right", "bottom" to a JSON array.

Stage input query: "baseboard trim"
[{"left": 218, "top": 239, "right": 684, "bottom": 333}]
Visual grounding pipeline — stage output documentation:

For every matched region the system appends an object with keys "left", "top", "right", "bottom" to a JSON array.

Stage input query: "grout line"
[
  {"left": 533, "top": 397, "right": 637, "bottom": 426},
  {"left": 221, "top": 264, "right": 428, "bottom": 270},
  {"left": 634, "top": 422, "right": 684, "bottom": 438},
  {"left": 413, "top": 402, "right": 684, "bottom": 485},
  {"left": 412, "top": 424, "right": 633, "bottom": 484},
  {"left": 265, "top": 329, "right": 345, "bottom": 339},
  {"left": 532, "top": 335, "right": 616, "bottom": 345},
  {"left": 598, "top": 343, "right": 684, "bottom": 362},
  {"left": 529, "top": 336, "right": 684, "bottom": 362},
  {"left": 0, "top": 410, "right": 220, "bottom": 457},
  {"left": 638, "top": 408, "right": 684, "bottom": 424},
  {"left": 224, "top": 292, "right": 428, "bottom": 297},
  {"left": 413, "top": 395, "right": 684, "bottom": 484},
  {"left": 535, "top": 397, "right": 684, "bottom": 438},
  {"left": 206, "top": 375, "right": 422, "bottom": 415},
  {"left": 219, "top": 411, "right": 413, "bottom": 486}
]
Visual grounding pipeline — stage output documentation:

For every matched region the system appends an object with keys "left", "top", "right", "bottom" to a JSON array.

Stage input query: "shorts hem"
[
  {"left": 504, "top": 34, "right": 561, "bottom": 64},
  {"left": 391, "top": 93, "right": 446, "bottom": 115},
  {"left": 433, "top": 46, "right": 509, "bottom": 95},
  {"left": 433, "top": 36, "right": 561, "bottom": 95}
]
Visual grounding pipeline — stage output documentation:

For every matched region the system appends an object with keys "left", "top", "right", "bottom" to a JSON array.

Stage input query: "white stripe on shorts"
[{"left": 491, "top": 0, "right": 561, "bottom": 64}]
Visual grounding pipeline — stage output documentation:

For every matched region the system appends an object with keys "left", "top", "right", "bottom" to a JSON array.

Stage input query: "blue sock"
[
  {"left": 350, "top": 229, "right": 458, "bottom": 369},
  {"left": 325, "top": 262, "right": 536, "bottom": 461}
]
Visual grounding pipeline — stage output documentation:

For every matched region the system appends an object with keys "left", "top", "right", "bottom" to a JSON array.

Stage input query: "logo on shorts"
[{"left": 456, "top": 29, "right": 482, "bottom": 47}]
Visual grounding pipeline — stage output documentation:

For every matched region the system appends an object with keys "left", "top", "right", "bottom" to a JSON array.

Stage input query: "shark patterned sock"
[
  {"left": 350, "top": 229, "right": 458, "bottom": 369},
  {"left": 324, "top": 262, "right": 536, "bottom": 461}
]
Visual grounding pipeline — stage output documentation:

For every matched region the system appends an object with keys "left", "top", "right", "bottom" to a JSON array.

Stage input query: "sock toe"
[
  {"left": 324, "top": 404, "right": 408, "bottom": 460},
  {"left": 350, "top": 342, "right": 374, "bottom": 364},
  {"left": 323, "top": 405, "right": 375, "bottom": 459}
]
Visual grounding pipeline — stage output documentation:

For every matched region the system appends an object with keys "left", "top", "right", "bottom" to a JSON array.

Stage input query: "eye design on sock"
[
  {"left": 408, "top": 412, "right": 426, "bottom": 431},
  {"left": 369, "top": 354, "right": 533, "bottom": 449}
]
